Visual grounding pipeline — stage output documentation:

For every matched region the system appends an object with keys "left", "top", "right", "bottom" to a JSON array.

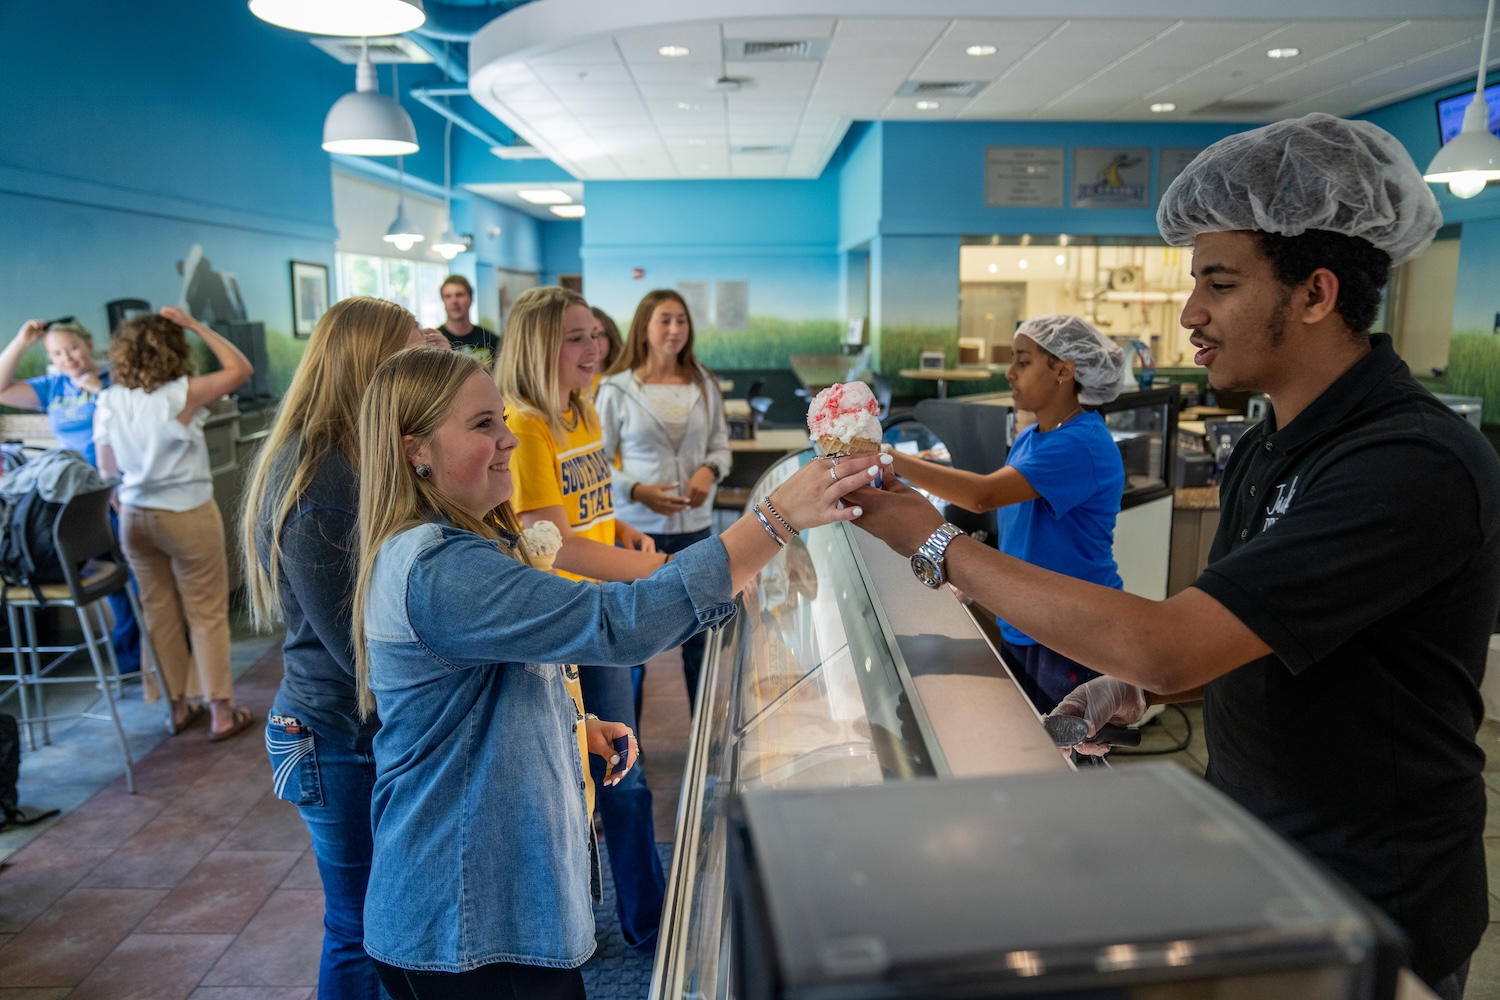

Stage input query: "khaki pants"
[{"left": 120, "top": 501, "right": 232, "bottom": 704}]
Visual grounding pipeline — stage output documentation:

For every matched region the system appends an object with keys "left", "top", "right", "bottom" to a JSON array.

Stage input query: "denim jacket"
[{"left": 361, "top": 521, "right": 735, "bottom": 972}]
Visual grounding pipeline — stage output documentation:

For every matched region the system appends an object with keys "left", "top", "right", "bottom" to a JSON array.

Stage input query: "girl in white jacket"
[{"left": 596, "top": 290, "right": 731, "bottom": 708}]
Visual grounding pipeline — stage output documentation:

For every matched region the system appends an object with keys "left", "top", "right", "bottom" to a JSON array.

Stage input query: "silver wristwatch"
[{"left": 910, "top": 523, "right": 964, "bottom": 589}]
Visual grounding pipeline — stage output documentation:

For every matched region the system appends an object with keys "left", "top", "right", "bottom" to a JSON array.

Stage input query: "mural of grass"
[
  {"left": 694, "top": 315, "right": 842, "bottom": 370},
  {"left": 1446, "top": 332, "right": 1500, "bottom": 424}
]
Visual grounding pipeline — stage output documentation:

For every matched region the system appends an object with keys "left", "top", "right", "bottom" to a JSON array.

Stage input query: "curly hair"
[{"left": 110, "top": 315, "right": 195, "bottom": 391}]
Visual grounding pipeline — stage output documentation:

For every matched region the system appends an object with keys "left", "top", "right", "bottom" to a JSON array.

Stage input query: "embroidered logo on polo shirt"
[{"left": 1264, "top": 475, "right": 1299, "bottom": 530}]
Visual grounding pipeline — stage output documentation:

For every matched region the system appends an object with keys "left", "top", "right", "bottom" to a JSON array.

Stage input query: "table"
[{"left": 898, "top": 367, "right": 997, "bottom": 399}]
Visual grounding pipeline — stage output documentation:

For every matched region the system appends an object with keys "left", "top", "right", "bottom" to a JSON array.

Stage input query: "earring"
[{"left": 415, "top": 464, "right": 431, "bottom": 479}]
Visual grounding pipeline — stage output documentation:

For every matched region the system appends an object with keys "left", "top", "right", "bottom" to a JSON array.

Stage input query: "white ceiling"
[{"left": 467, "top": 0, "right": 1500, "bottom": 181}]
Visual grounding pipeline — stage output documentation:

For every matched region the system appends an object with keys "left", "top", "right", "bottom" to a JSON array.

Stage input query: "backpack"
[{"left": 0, "top": 449, "right": 108, "bottom": 604}]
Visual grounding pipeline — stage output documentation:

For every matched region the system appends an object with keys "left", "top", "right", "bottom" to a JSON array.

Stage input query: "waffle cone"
[{"left": 816, "top": 435, "right": 882, "bottom": 456}]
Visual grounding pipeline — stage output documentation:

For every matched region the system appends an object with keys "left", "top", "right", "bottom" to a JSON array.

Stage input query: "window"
[{"left": 335, "top": 252, "right": 450, "bottom": 327}]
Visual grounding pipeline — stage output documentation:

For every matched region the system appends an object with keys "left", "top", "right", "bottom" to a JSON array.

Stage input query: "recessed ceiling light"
[
  {"left": 686, "top": 138, "right": 707, "bottom": 146},
  {"left": 915, "top": 100, "right": 941, "bottom": 110},
  {"left": 699, "top": 163, "right": 710, "bottom": 169},
  {"left": 965, "top": 45, "right": 997, "bottom": 57},
  {"left": 1018, "top": 259, "right": 1028, "bottom": 269},
  {"left": 1056, "top": 254, "right": 1067, "bottom": 265},
  {"left": 550, "top": 205, "right": 586, "bottom": 218},
  {"left": 1266, "top": 47, "right": 1300, "bottom": 59},
  {"left": 658, "top": 45, "right": 690, "bottom": 58},
  {"left": 518, "top": 189, "right": 572, "bottom": 205},
  {"left": 677, "top": 101, "right": 700, "bottom": 111},
  {"left": 1149, "top": 102, "right": 1176, "bottom": 113},
  {"left": 987, "top": 263, "right": 998, "bottom": 273}
]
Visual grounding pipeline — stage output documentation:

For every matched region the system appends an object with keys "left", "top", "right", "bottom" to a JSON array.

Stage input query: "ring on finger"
[{"left": 830, "top": 467, "right": 839, "bottom": 481}]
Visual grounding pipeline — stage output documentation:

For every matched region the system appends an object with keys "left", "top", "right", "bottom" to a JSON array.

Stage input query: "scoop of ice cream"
[
  {"left": 806, "top": 381, "right": 882, "bottom": 446},
  {"left": 520, "top": 519, "right": 563, "bottom": 559}
]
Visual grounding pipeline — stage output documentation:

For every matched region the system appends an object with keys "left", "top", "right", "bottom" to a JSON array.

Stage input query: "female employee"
[
  {"left": 883, "top": 315, "right": 1124, "bottom": 712},
  {"left": 94, "top": 307, "right": 253, "bottom": 738},
  {"left": 596, "top": 289, "right": 731, "bottom": 709},
  {"left": 495, "top": 286, "right": 667, "bottom": 952},
  {"left": 352, "top": 347, "right": 879, "bottom": 998},
  {"left": 241, "top": 297, "right": 448, "bottom": 999},
  {"left": 0, "top": 318, "right": 139, "bottom": 671}
]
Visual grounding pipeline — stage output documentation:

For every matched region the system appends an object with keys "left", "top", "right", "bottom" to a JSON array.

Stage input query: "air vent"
[
  {"left": 724, "top": 38, "right": 829, "bottom": 61},
  {"left": 730, "top": 145, "right": 791, "bottom": 155},
  {"left": 1188, "top": 100, "right": 1284, "bottom": 117},
  {"left": 310, "top": 35, "right": 434, "bottom": 64},
  {"left": 895, "top": 80, "right": 984, "bottom": 97}
]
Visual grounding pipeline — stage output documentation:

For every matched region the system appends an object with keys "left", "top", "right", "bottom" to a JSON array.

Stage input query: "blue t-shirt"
[
  {"left": 995, "top": 411, "right": 1124, "bottom": 645},
  {"left": 28, "top": 370, "right": 110, "bottom": 466}
]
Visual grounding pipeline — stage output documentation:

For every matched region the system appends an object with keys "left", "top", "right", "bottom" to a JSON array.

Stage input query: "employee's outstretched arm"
[{"left": 851, "top": 481, "right": 1269, "bottom": 696}]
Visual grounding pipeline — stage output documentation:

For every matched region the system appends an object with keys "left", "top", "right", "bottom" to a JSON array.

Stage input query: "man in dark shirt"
[
  {"left": 852, "top": 114, "right": 1497, "bottom": 997},
  {"left": 437, "top": 274, "right": 497, "bottom": 368}
]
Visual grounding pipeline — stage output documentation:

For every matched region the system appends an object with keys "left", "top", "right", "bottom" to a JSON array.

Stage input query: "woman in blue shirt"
[
  {"left": 883, "top": 315, "right": 1126, "bottom": 712},
  {"left": 0, "top": 318, "right": 140, "bottom": 672},
  {"left": 350, "top": 347, "right": 881, "bottom": 999}
]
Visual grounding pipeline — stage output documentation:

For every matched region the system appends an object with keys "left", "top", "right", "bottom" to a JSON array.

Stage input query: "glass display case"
[{"left": 651, "top": 450, "right": 1065, "bottom": 1000}]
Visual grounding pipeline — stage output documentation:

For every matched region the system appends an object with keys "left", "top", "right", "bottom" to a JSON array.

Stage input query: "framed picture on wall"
[{"left": 290, "top": 260, "right": 330, "bottom": 338}]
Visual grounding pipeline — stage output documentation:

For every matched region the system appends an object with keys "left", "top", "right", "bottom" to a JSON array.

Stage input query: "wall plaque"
[
  {"left": 1072, "top": 147, "right": 1151, "bottom": 208},
  {"left": 984, "top": 146, "right": 1065, "bottom": 208}
]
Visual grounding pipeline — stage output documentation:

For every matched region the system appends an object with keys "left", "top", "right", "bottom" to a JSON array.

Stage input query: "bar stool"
[{"left": 0, "top": 487, "right": 170, "bottom": 793}]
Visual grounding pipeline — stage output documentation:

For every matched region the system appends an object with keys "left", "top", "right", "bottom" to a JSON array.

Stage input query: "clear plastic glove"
[{"left": 1050, "top": 676, "right": 1149, "bottom": 757}]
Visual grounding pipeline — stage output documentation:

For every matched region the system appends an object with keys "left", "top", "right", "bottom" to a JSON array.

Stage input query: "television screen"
[{"left": 1438, "top": 83, "right": 1500, "bottom": 144}]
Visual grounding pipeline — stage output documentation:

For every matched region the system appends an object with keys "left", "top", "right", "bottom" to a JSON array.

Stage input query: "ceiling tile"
[{"left": 722, "top": 18, "right": 836, "bottom": 39}]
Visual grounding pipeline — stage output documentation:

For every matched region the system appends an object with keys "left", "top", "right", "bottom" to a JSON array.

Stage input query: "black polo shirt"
[{"left": 1193, "top": 335, "right": 1500, "bottom": 983}]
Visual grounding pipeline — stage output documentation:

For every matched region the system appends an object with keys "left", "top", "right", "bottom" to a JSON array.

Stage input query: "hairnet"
[
  {"left": 1015, "top": 315, "right": 1124, "bottom": 405},
  {"left": 1157, "top": 113, "right": 1441, "bottom": 266}
]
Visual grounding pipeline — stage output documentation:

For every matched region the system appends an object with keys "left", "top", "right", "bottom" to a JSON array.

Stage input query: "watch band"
[{"left": 911, "top": 522, "right": 964, "bottom": 589}]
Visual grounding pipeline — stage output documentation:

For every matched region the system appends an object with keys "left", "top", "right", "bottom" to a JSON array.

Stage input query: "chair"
[
  {"left": 745, "top": 380, "right": 774, "bottom": 428},
  {"left": 872, "top": 373, "right": 893, "bottom": 417},
  {"left": 0, "top": 487, "right": 169, "bottom": 793}
]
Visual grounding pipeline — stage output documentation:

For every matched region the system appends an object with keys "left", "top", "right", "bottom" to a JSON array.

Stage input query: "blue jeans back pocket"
[{"left": 266, "top": 712, "right": 322, "bottom": 807}]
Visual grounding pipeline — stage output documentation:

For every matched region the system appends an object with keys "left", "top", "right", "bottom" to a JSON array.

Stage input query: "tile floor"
[{"left": 0, "top": 630, "right": 692, "bottom": 1000}]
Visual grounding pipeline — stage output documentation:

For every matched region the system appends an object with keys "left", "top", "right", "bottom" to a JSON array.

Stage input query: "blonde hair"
[
  {"left": 240, "top": 297, "right": 419, "bottom": 632},
  {"left": 45, "top": 322, "right": 97, "bottom": 362},
  {"left": 494, "top": 285, "right": 593, "bottom": 440},
  {"left": 351, "top": 347, "right": 527, "bottom": 718}
]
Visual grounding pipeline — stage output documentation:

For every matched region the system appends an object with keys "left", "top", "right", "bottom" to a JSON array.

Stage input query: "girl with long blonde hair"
[
  {"left": 240, "top": 295, "right": 447, "bottom": 1000},
  {"left": 494, "top": 284, "right": 674, "bottom": 950},
  {"left": 350, "top": 345, "right": 879, "bottom": 996}
]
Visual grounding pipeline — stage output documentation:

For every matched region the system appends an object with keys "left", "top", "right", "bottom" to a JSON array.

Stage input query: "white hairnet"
[
  {"left": 1157, "top": 113, "right": 1441, "bottom": 266},
  {"left": 1015, "top": 315, "right": 1124, "bottom": 405}
]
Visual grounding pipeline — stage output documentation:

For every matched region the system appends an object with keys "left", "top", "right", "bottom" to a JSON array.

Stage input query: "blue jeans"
[
  {"left": 266, "top": 705, "right": 389, "bottom": 1000},
  {"left": 999, "top": 637, "right": 1101, "bottom": 715},
  {"left": 647, "top": 529, "right": 713, "bottom": 711},
  {"left": 577, "top": 664, "right": 665, "bottom": 951}
]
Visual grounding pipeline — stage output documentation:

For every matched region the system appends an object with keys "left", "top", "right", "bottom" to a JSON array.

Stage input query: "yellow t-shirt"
[{"left": 506, "top": 402, "right": 616, "bottom": 583}]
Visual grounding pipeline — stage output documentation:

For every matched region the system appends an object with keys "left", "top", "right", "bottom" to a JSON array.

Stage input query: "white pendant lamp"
[
  {"left": 384, "top": 157, "right": 425, "bottom": 251},
  {"left": 431, "top": 118, "right": 469, "bottom": 260},
  {"left": 323, "top": 40, "right": 419, "bottom": 156},
  {"left": 250, "top": 0, "right": 424, "bottom": 37},
  {"left": 1424, "top": 0, "right": 1500, "bottom": 199}
]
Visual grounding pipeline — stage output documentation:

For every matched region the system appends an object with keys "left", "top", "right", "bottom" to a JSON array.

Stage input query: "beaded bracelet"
[
  {"left": 751, "top": 503, "right": 786, "bottom": 547},
  {"left": 761, "top": 497, "right": 799, "bottom": 538}
]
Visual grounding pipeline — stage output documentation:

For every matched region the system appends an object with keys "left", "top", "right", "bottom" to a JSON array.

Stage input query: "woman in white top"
[
  {"left": 596, "top": 290, "right": 731, "bottom": 708},
  {"left": 94, "top": 307, "right": 254, "bottom": 740}
]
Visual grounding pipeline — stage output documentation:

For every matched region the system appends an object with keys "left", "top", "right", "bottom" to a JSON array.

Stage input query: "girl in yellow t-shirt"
[{"left": 495, "top": 285, "right": 668, "bottom": 951}]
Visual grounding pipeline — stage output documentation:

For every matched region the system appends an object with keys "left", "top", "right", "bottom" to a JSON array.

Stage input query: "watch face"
[{"left": 910, "top": 553, "right": 941, "bottom": 588}]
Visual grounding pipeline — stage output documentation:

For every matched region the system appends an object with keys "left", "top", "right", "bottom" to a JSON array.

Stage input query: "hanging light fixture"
[
  {"left": 323, "top": 40, "right": 419, "bottom": 156},
  {"left": 431, "top": 115, "right": 469, "bottom": 260},
  {"left": 384, "top": 156, "right": 425, "bottom": 251},
  {"left": 250, "top": 0, "right": 425, "bottom": 37},
  {"left": 1424, "top": 0, "right": 1500, "bottom": 199}
]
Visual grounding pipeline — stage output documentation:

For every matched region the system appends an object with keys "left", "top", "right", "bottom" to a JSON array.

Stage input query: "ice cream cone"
[
  {"left": 816, "top": 435, "right": 882, "bottom": 457},
  {"left": 529, "top": 551, "right": 557, "bottom": 573}
]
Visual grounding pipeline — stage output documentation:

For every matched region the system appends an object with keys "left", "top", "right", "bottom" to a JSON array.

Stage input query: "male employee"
[
  {"left": 437, "top": 274, "right": 497, "bottom": 367},
  {"left": 853, "top": 114, "right": 1499, "bottom": 999}
]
